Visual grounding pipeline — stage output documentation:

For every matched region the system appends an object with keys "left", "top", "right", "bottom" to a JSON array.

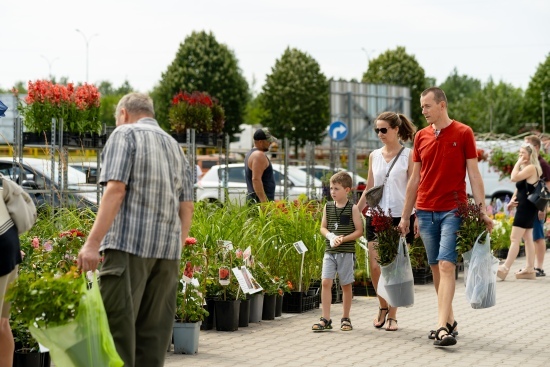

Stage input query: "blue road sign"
[{"left": 329, "top": 121, "right": 348, "bottom": 141}]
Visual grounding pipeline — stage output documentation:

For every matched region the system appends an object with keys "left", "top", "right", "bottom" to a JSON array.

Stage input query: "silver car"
[{"left": 196, "top": 163, "right": 322, "bottom": 205}]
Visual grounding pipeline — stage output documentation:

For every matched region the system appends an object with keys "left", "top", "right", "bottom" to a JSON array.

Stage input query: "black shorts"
[{"left": 365, "top": 214, "right": 415, "bottom": 244}]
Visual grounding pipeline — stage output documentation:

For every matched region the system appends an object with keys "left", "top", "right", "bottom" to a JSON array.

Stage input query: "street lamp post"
[
  {"left": 40, "top": 55, "right": 59, "bottom": 79},
  {"left": 75, "top": 29, "right": 98, "bottom": 82}
]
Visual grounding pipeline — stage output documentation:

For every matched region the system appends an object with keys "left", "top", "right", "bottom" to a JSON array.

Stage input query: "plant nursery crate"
[
  {"left": 413, "top": 273, "right": 433, "bottom": 285},
  {"left": 352, "top": 285, "right": 377, "bottom": 297},
  {"left": 282, "top": 292, "right": 319, "bottom": 313}
]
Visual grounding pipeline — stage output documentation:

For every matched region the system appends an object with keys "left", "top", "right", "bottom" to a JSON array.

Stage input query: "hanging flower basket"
[
  {"left": 18, "top": 80, "right": 101, "bottom": 134},
  {"left": 168, "top": 91, "right": 225, "bottom": 136}
]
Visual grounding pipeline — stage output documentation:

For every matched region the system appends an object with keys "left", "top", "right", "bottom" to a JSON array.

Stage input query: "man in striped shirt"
[{"left": 78, "top": 93, "right": 194, "bottom": 367}]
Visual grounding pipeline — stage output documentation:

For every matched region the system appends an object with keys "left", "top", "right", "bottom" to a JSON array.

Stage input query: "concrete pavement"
[{"left": 164, "top": 251, "right": 550, "bottom": 367}]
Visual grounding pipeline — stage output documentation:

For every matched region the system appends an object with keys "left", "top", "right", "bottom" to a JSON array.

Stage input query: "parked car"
[
  {"left": 295, "top": 165, "right": 368, "bottom": 194},
  {"left": 69, "top": 161, "right": 99, "bottom": 184},
  {"left": 0, "top": 157, "right": 98, "bottom": 209},
  {"left": 196, "top": 163, "right": 323, "bottom": 205}
]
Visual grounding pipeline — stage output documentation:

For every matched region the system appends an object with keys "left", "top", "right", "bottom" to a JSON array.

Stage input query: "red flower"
[{"left": 185, "top": 237, "right": 197, "bottom": 246}]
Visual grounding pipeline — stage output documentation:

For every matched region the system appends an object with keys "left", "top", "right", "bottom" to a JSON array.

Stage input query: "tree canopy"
[
  {"left": 260, "top": 47, "right": 329, "bottom": 147},
  {"left": 151, "top": 31, "right": 249, "bottom": 137},
  {"left": 523, "top": 53, "right": 550, "bottom": 131},
  {"left": 362, "top": 46, "right": 427, "bottom": 126}
]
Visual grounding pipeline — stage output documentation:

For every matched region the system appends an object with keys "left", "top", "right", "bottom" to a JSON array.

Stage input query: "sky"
[{"left": 2, "top": 0, "right": 549, "bottom": 95}]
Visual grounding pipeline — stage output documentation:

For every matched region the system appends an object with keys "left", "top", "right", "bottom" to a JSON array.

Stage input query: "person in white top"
[{"left": 357, "top": 111, "right": 417, "bottom": 332}]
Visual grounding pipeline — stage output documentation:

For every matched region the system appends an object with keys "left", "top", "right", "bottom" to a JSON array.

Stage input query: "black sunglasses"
[{"left": 374, "top": 128, "right": 388, "bottom": 134}]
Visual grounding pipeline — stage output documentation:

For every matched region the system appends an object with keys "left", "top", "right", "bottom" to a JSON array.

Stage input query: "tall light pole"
[
  {"left": 361, "top": 48, "right": 375, "bottom": 69},
  {"left": 40, "top": 55, "right": 59, "bottom": 79},
  {"left": 75, "top": 29, "right": 98, "bottom": 82}
]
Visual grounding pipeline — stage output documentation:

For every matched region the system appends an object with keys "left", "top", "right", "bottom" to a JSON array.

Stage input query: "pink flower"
[
  {"left": 235, "top": 249, "right": 243, "bottom": 259},
  {"left": 43, "top": 241, "right": 53, "bottom": 252},
  {"left": 32, "top": 236, "right": 39, "bottom": 249},
  {"left": 184, "top": 237, "right": 197, "bottom": 246}
]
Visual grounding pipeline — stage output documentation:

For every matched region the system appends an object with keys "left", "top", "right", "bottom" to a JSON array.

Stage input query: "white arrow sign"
[{"left": 332, "top": 125, "right": 346, "bottom": 139}]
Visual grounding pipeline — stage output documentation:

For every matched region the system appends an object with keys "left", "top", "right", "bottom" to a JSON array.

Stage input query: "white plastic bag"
[
  {"left": 377, "top": 236, "right": 414, "bottom": 307},
  {"left": 463, "top": 232, "right": 498, "bottom": 309}
]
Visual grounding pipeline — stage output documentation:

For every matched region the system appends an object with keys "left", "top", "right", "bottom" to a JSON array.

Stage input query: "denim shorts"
[
  {"left": 321, "top": 253, "right": 355, "bottom": 286},
  {"left": 416, "top": 209, "right": 461, "bottom": 265},
  {"left": 533, "top": 218, "right": 545, "bottom": 241}
]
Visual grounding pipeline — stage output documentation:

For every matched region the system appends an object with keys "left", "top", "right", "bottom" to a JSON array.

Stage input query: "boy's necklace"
[{"left": 333, "top": 200, "right": 349, "bottom": 230}]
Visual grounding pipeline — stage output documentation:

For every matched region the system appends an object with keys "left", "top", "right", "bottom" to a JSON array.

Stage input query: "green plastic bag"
[{"left": 29, "top": 274, "right": 123, "bottom": 367}]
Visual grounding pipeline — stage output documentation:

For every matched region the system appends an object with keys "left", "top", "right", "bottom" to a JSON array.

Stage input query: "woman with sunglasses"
[
  {"left": 357, "top": 111, "right": 417, "bottom": 331},
  {"left": 497, "top": 143, "right": 541, "bottom": 280}
]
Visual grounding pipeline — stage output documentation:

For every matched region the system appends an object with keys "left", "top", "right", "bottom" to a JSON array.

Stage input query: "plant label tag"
[
  {"left": 232, "top": 266, "right": 263, "bottom": 294},
  {"left": 219, "top": 266, "right": 230, "bottom": 286},
  {"left": 293, "top": 240, "right": 308, "bottom": 254},
  {"left": 218, "top": 240, "right": 233, "bottom": 251},
  {"left": 39, "top": 343, "right": 50, "bottom": 353},
  {"left": 243, "top": 246, "right": 252, "bottom": 260}
]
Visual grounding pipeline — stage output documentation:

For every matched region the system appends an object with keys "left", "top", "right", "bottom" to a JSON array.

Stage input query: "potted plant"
[
  {"left": 409, "top": 236, "right": 432, "bottom": 285},
  {"left": 17, "top": 80, "right": 102, "bottom": 146},
  {"left": 250, "top": 263, "right": 279, "bottom": 321},
  {"left": 168, "top": 91, "right": 225, "bottom": 144},
  {"left": 491, "top": 213, "right": 513, "bottom": 259},
  {"left": 173, "top": 237, "right": 208, "bottom": 354},
  {"left": 456, "top": 200, "right": 488, "bottom": 258}
]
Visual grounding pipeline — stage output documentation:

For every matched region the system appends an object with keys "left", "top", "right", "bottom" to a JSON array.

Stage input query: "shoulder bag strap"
[{"left": 382, "top": 146, "right": 405, "bottom": 185}]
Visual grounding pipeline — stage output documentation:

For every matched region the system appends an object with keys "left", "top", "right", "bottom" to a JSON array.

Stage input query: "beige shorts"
[{"left": 0, "top": 266, "right": 18, "bottom": 318}]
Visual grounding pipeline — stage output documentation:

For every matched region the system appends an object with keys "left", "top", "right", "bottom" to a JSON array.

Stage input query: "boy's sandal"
[
  {"left": 340, "top": 317, "right": 353, "bottom": 331},
  {"left": 386, "top": 318, "right": 398, "bottom": 331},
  {"left": 373, "top": 307, "right": 389, "bottom": 329},
  {"left": 312, "top": 317, "right": 332, "bottom": 332},
  {"left": 433, "top": 327, "right": 457, "bottom": 347}
]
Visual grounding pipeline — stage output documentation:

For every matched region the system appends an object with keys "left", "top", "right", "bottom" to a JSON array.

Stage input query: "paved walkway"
[{"left": 164, "top": 252, "right": 550, "bottom": 367}]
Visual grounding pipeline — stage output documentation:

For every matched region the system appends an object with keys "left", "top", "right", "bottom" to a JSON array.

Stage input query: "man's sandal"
[
  {"left": 428, "top": 320, "right": 458, "bottom": 339},
  {"left": 373, "top": 307, "right": 389, "bottom": 329},
  {"left": 433, "top": 327, "right": 457, "bottom": 347},
  {"left": 340, "top": 317, "right": 353, "bottom": 331},
  {"left": 386, "top": 318, "right": 398, "bottom": 331},
  {"left": 312, "top": 317, "right": 332, "bottom": 332}
]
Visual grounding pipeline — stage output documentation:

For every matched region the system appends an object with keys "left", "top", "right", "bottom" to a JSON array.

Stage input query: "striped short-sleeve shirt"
[{"left": 98, "top": 118, "right": 193, "bottom": 260}]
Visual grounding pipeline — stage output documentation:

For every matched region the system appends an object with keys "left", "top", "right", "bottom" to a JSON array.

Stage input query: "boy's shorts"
[{"left": 321, "top": 252, "right": 355, "bottom": 286}]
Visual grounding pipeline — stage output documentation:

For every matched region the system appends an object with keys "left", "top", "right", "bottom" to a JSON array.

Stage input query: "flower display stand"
[
  {"left": 238, "top": 298, "right": 250, "bottom": 327},
  {"left": 214, "top": 299, "right": 240, "bottom": 332},
  {"left": 262, "top": 294, "right": 277, "bottom": 320},
  {"left": 173, "top": 322, "right": 201, "bottom": 354},
  {"left": 22, "top": 131, "right": 48, "bottom": 145},
  {"left": 248, "top": 293, "right": 264, "bottom": 323}
]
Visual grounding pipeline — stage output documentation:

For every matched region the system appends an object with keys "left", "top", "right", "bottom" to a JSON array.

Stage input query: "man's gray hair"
[{"left": 115, "top": 93, "right": 155, "bottom": 119}]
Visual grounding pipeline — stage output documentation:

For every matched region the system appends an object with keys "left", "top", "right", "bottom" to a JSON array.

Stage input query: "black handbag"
[{"left": 527, "top": 180, "right": 550, "bottom": 211}]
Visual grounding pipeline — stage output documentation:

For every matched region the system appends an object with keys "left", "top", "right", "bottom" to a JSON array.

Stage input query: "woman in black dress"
[{"left": 498, "top": 143, "right": 541, "bottom": 280}]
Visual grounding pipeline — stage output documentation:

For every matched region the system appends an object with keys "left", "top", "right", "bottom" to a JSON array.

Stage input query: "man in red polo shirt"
[{"left": 398, "top": 87, "right": 493, "bottom": 347}]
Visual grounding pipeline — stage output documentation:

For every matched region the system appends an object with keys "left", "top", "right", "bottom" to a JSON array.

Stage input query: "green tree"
[
  {"left": 362, "top": 46, "right": 427, "bottom": 126},
  {"left": 439, "top": 68, "right": 482, "bottom": 128},
  {"left": 475, "top": 79, "right": 524, "bottom": 134},
  {"left": 151, "top": 31, "right": 249, "bottom": 137},
  {"left": 97, "top": 80, "right": 135, "bottom": 126},
  {"left": 523, "top": 53, "right": 550, "bottom": 131},
  {"left": 260, "top": 47, "right": 329, "bottom": 150}
]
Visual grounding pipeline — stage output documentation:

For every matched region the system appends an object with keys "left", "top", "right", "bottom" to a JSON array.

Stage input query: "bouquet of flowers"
[
  {"left": 370, "top": 206, "right": 401, "bottom": 266},
  {"left": 456, "top": 199, "right": 487, "bottom": 257}
]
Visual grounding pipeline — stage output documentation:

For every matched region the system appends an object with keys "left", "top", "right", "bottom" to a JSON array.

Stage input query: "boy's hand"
[{"left": 332, "top": 235, "right": 344, "bottom": 247}]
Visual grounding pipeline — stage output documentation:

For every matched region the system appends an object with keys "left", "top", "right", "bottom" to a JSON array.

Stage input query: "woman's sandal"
[
  {"left": 340, "top": 317, "right": 353, "bottom": 331},
  {"left": 428, "top": 320, "right": 458, "bottom": 339},
  {"left": 433, "top": 327, "right": 457, "bottom": 347},
  {"left": 312, "top": 317, "right": 332, "bottom": 332},
  {"left": 386, "top": 318, "right": 398, "bottom": 331},
  {"left": 373, "top": 307, "right": 389, "bottom": 329}
]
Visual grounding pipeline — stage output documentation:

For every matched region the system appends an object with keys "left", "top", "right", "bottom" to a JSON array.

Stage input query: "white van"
[{"left": 466, "top": 140, "right": 521, "bottom": 202}]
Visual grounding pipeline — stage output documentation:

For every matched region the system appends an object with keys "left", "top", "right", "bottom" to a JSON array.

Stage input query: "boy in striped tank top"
[{"left": 312, "top": 172, "right": 363, "bottom": 332}]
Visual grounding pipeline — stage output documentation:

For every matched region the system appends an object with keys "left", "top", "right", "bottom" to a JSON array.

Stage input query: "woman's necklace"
[{"left": 333, "top": 200, "right": 349, "bottom": 230}]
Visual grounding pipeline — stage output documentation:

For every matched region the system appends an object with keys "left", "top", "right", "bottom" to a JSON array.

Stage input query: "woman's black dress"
[{"left": 512, "top": 179, "right": 538, "bottom": 229}]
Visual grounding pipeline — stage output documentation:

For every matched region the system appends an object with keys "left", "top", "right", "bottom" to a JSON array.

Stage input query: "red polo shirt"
[{"left": 413, "top": 120, "right": 478, "bottom": 211}]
